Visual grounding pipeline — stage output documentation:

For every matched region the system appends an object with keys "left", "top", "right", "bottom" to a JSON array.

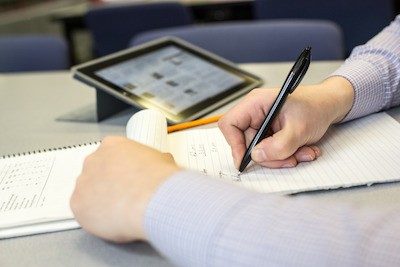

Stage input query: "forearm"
[
  {"left": 330, "top": 15, "right": 400, "bottom": 121},
  {"left": 144, "top": 171, "right": 400, "bottom": 266}
]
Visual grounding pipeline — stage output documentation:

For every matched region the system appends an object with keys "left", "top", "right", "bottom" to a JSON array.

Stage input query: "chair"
[
  {"left": 86, "top": 2, "right": 193, "bottom": 57},
  {"left": 253, "top": 0, "right": 394, "bottom": 54},
  {"left": 0, "top": 36, "right": 69, "bottom": 73},
  {"left": 130, "top": 20, "right": 344, "bottom": 63}
]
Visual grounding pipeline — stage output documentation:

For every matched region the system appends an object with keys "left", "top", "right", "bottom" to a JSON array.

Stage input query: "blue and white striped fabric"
[
  {"left": 332, "top": 15, "right": 400, "bottom": 121},
  {"left": 144, "top": 15, "right": 400, "bottom": 267}
]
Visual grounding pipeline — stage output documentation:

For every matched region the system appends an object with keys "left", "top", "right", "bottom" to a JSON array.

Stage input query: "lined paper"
[
  {"left": 168, "top": 113, "right": 400, "bottom": 194},
  {"left": 126, "top": 109, "right": 168, "bottom": 152}
]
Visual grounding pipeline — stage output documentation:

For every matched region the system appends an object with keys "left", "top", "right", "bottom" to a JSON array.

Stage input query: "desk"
[{"left": 1, "top": 61, "right": 400, "bottom": 267}]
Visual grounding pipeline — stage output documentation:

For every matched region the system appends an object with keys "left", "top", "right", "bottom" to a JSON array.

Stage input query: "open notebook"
[
  {"left": 2, "top": 110, "right": 400, "bottom": 238},
  {"left": 128, "top": 109, "right": 400, "bottom": 194}
]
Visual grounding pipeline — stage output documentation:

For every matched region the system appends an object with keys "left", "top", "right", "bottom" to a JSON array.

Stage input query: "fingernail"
[
  {"left": 252, "top": 148, "right": 266, "bottom": 162},
  {"left": 298, "top": 154, "right": 314, "bottom": 161},
  {"left": 312, "top": 146, "right": 321, "bottom": 157},
  {"left": 282, "top": 163, "right": 296, "bottom": 168}
]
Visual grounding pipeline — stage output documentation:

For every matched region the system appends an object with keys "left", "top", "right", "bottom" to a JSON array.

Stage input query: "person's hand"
[
  {"left": 70, "top": 136, "right": 180, "bottom": 243},
  {"left": 218, "top": 76, "right": 354, "bottom": 169}
]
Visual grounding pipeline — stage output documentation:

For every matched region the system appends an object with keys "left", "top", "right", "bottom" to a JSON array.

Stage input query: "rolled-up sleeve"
[{"left": 331, "top": 15, "right": 400, "bottom": 121}]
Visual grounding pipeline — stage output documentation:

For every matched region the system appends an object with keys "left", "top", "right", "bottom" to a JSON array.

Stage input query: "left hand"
[{"left": 70, "top": 136, "right": 180, "bottom": 243}]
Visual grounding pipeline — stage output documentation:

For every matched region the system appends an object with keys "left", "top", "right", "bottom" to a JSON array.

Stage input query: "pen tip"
[{"left": 238, "top": 165, "right": 245, "bottom": 173}]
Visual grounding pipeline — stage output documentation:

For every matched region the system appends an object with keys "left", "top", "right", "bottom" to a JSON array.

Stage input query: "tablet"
[{"left": 72, "top": 37, "right": 263, "bottom": 124}]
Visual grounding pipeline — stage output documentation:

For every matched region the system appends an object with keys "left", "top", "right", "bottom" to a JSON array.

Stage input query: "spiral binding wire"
[{"left": 1, "top": 141, "right": 100, "bottom": 159}]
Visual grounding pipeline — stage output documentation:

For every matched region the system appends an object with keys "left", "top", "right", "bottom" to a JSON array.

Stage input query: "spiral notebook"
[{"left": 0, "top": 143, "right": 99, "bottom": 239}]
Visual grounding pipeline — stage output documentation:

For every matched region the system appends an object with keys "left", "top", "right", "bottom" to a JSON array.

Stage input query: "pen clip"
[{"left": 289, "top": 47, "right": 311, "bottom": 93}]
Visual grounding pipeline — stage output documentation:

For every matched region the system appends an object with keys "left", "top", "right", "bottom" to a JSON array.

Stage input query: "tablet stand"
[
  {"left": 56, "top": 88, "right": 137, "bottom": 123},
  {"left": 95, "top": 88, "right": 132, "bottom": 121}
]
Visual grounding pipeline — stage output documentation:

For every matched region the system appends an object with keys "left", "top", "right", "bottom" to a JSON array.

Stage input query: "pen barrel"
[
  {"left": 238, "top": 89, "right": 289, "bottom": 172},
  {"left": 239, "top": 47, "right": 310, "bottom": 172},
  {"left": 256, "top": 88, "right": 290, "bottom": 143}
]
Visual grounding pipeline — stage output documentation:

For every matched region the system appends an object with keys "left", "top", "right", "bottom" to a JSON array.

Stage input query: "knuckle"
[
  {"left": 249, "top": 88, "right": 262, "bottom": 96},
  {"left": 246, "top": 89, "right": 258, "bottom": 99},
  {"left": 162, "top": 152, "right": 175, "bottom": 162}
]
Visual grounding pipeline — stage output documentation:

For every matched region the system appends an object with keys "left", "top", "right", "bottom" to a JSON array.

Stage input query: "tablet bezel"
[{"left": 72, "top": 37, "right": 263, "bottom": 124}]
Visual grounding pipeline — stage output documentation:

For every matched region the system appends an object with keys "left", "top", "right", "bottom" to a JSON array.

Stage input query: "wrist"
[
  {"left": 320, "top": 76, "right": 355, "bottom": 124},
  {"left": 130, "top": 164, "right": 181, "bottom": 241}
]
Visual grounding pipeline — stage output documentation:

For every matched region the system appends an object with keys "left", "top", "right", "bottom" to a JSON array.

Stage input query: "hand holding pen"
[
  {"left": 219, "top": 47, "right": 343, "bottom": 171},
  {"left": 238, "top": 47, "right": 312, "bottom": 172}
]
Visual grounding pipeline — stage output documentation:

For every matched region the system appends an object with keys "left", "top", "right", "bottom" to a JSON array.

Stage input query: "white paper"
[
  {"left": 126, "top": 109, "right": 168, "bottom": 152},
  {"left": 126, "top": 110, "right": 400, "bottom": 194},
  {"left": 168, "top": 112, "right": 400, "bottom": 194},
  {"left": 0, "top": 144, "right": 98, "bottom": 238}
]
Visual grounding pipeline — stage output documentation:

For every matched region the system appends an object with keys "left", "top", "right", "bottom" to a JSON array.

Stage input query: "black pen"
[{"left": 239, "top": 47, "right": 311, "bottom": 172}]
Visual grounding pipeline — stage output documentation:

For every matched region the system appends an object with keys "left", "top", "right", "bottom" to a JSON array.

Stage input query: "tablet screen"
[
  {"left": 73, "top": 37, "right": 263, "bottom": 123},
  {"left": 95, "top": 45, "right": 245, "bottom": 115}
]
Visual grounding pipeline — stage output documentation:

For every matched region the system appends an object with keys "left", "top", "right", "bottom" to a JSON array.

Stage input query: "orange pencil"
[{"left": 167, "top": 115, "right": 223, "bottom": 133}]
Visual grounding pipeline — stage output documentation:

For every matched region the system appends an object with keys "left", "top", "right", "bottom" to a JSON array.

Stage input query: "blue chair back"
[
  {"left": 86, "top": 2, "right": 193, "bottom": 56},
  {"left": 254, "top": 0, "right": 394, "bottom": 54},
  {"left": 131, "top": 20, "right": 344, "bottom": 63},
  {"left": 0, "top": 36, "right": 69, "bottom": 73}
]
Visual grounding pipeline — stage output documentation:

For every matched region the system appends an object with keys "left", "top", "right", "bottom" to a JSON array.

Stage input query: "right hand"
[{"left": 218, "top": 76, "right": 354, "bottom": 169}]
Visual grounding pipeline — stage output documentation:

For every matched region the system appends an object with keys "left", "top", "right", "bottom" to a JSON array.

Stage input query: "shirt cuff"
[
  {"left": 329, "top": 58, "right": 386, "bottom": 122},
  {"left": 143, "top": 170, "right": 257, "bottom": 266}
]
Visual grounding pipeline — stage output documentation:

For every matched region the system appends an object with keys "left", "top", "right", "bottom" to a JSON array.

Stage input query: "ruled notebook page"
[
  {"left": 168, "top": 112, "right": 400, "bottom": 194},
  {"left": 126, "top": 109, "right": 168, "bottom": 152}
]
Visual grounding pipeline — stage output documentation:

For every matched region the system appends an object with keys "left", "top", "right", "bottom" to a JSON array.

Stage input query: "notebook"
[
  {"left": 128, "top": 109, "right": 400, "bottom": 194},
  {"left": 0, "top": 143, "right": 99, "bottom": 239},
  {"left": 2, "top": 109, "right": 400, "bottom": 239}
]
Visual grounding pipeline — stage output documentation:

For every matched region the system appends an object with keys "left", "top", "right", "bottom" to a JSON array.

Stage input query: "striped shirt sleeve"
[
  {"left": 144, "top": 16, "right": 400, "bottom": 267},
  {"left": 330, "top": 15, "right": 400, "bottom": 121},
  {"left": 145, "top": 171, "right": 400, "bottom": 266}
]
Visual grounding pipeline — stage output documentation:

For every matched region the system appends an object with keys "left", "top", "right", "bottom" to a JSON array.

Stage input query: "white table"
[
  {"left": 1, "top": 61, "right": 400, "bottom": 266},
  {"left": 0, "top": 61, "right": 342, "bottom": 155}
]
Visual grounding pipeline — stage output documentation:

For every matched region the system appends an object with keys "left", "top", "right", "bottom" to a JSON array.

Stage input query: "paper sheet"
[
  {"left": 126, "top": 109, "right": 168, "bottom": 152},
  {"left": 126, "top": 109, "right": 400, "bottom": 194},
  {"left": 0, "top": 144, "right": 98, "bottom": 237},
  {"left": 168, "top": 112, "right": 400, "bottom": 194}
]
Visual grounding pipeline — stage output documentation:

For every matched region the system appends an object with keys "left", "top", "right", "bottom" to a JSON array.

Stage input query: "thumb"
[{"left": 251, "top": 126, "right": 300, "bottom": 163}]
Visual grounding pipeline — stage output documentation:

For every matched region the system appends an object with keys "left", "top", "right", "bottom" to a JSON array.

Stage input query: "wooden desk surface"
[{"left": 1, "top": 61, "right": 400, "bottom": 267}]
